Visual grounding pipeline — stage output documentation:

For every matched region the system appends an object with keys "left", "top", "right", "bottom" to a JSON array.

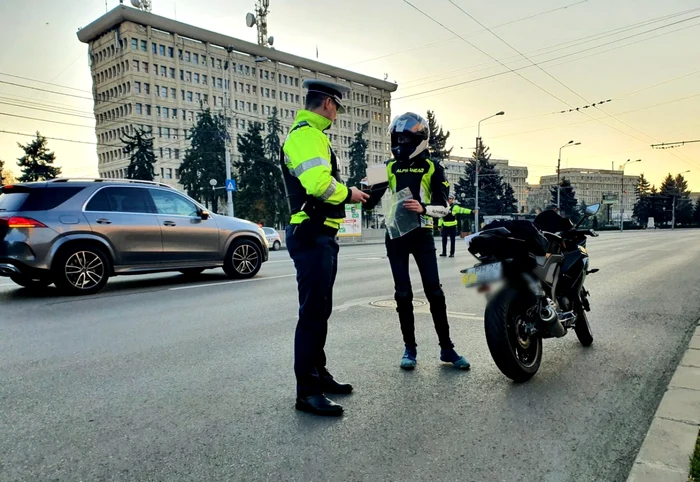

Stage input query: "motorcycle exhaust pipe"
[{"left": 541, "top": 298, "right": 566, "bottom": 338}]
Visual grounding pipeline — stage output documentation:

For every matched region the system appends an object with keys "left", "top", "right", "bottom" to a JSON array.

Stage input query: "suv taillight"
[{"left": 1, "top": 217, "right": 47, "bottom": 228}]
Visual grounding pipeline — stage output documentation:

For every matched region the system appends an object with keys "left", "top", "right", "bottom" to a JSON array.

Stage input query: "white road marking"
[{"left": 169, "top": 273, "right": 296, "bottom": 291}]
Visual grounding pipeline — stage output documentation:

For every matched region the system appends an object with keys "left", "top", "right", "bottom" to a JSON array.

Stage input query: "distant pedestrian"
[
  {"left": 439, "top": 195, "right": 473, "bottom": 257},
  {"left": 280, "top": 80, "right": 369, "bottom": 416}
]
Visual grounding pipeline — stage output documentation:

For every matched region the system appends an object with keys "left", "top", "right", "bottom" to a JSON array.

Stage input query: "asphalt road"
[{"left": 2, "top": 230, "right": 699, "bottom": 482}]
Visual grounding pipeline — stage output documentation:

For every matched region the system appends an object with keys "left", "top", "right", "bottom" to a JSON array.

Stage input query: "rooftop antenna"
[{"left": 246, "top": 0, "right": 274, "bottom": 48}]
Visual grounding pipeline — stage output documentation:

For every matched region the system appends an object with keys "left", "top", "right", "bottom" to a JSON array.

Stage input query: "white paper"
[{"left": 366, "top": 164, "right": 388, "bottom": 185}]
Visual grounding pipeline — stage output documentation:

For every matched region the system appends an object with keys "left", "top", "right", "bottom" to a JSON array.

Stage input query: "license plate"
[{"left": 462, "top": 262, "right": 502, "bottom": 288}]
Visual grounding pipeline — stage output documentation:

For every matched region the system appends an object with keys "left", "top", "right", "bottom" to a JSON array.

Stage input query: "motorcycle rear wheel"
[
  {"left": 574, "top": 306, "right": 593, "bottom": 346},
  {"left": 485, "top": 288, "right": 542, "bottom": 383}
]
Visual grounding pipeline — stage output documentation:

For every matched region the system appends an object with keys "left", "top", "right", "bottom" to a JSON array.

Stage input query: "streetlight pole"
[
  {"left": 620, "top": 159, "right": 641, "bottom": 232},
  {"left": 475, "top": 111, "right": 504, "bottom": 232},
  {"left": 557, "top": 140, "right": 581, "bottom": 210},
  {"left": 223, "top": 46, "right": 235, "bottom": 217},
  {"left": 672, "top": 170, "right": 691, "bottom": 230}
]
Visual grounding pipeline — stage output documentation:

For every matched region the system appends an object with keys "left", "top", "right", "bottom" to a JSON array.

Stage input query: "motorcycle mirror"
[{"left": 585, "top": 204, "right": 601, "bottom": 216}]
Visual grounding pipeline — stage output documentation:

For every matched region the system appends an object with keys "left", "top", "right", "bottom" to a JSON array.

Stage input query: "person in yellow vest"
[
  {"left": 280, "top": 79, "right": 369, "bottom": 417},
  {"left": 438, "top": 195, "right": 473, "bottom": 257}
]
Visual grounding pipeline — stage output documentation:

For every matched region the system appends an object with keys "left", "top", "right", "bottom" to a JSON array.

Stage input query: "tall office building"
[
  {"left": 77, "top": 5, "right": 397, "bottom": 189},
  {"left": 444, "top": 156, "right": 529, "bottom": 212}
]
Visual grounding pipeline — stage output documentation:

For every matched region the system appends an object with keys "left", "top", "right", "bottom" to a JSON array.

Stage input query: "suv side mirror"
[{"left": 199, "top": 209, "right": 210, "bottom": 220}]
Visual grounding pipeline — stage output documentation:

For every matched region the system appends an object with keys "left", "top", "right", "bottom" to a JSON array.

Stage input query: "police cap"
[{"left": 303, "top": 79, "right": 351, "bottom": 114}]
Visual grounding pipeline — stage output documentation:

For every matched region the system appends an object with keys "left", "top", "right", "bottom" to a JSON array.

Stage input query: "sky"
[{"left": 0, "top": 0, "right": 699, "bottom": 191}]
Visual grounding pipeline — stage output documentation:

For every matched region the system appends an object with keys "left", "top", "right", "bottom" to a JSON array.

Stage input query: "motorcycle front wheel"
[{"left": 484, "top": 288, "right": 542, "bottom": 383}]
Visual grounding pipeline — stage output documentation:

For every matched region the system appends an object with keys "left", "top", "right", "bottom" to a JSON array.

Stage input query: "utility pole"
[
  {"left": 620, "top": 159, "right": 641, "bottom": 232},
  {"left": 475, "top": 111, "right": 504, "bottom": 232},
  {"left": 224, "top": 46, "right": 235, "bottom": 217},
  {"left": 557, "top": 140, "right": 581, "bottom": 211}
]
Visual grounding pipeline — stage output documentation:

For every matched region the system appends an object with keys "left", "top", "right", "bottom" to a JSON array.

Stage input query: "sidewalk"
[{"left": 627, "top": 321, "right": 700, "bottom": 481}]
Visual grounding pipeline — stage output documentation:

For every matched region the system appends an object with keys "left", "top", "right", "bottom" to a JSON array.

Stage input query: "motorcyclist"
[{"left": 362, "top": 112, "right": 470, "bottom": 370}]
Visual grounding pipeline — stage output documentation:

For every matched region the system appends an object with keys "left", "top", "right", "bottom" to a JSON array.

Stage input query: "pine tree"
[
  {"left": 550, "top": 178, "right": 578, "bottom": 218},
  {"left": 673, "top": 173, "right": 694, "bottom": 225},
  {"left": 17, "top": 132, "right": 61, "bottom": 182},
  {"left": 500, "top": 182, "right": 518, "bottom": 214},
  {"left": 121, "top": 126, "right": 156, "bottom": 181},
  {"left": 426, "top": 110, "right": 452, "bottom": 162},
  {"left": 347, "top": 121, "right": 369, "bottom": 188},
  {"left": 179, "top": 108, "right": 227, "bottom": 212},
  {"left": 633, "top": 173, "right": 653, "bottom": 224},
  {"left": 453, "top": 141, "right": 505, "bottom": 229},
  {"left": 235, "top": 122, "right": 279, "bottom": 226},
  {"left": 264, "top": 107, "right": 288, "bottom": 227},
  {"left": 693, "top": 198, "right": 700, "bottom": 226}
]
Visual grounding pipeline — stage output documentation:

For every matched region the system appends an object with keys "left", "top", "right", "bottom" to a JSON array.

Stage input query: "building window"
[
  {"left": 196, "top": 92, "right": 201, "bottom": 103},
  {"left": 194, "top": 73, "right": 200, "bottom": 84},
  {"left": 163, "top": 108, "right": 170, "bottom": 119},
  {"left": 181, "top": 90, "right": 185, "bottom": 100},
  {"left": 160, "top": 65, "right": 166, "bottom": 77},
  {"left": 142, "top": 62, "right": 148, "bottom": 73},
  {"left": 156, "top": 106, "right": 161, "bottom": 118},
  {"left": 155, "top": 85, "right": 161, "bottom": 97},
  {"left": 159, "top": 45, "right": 166, "bottom": 56},
  {"left": 175, "top": 150, "right": 180, "bottom": 160},
  {"left": 132, "top": 60, "right": 140, "bottom": 72},
  {"left": 152, "top": 42, "right": 157, "bottom": 55},
  {"left": 193, "top": 53, "right": 199, "bottom": 64},
  {"left": 135, "top": 103, "right": 143, "bottom": 115},
  {"left": 161, "top": 86, "right": 167, "bottom": 97},
  {"left": 172, "top": 109, "right": 178, "bottom": 119},
  {"left": 144, "top": 83, "right": 150, "bottom": 94},
  {"left": 217, "top": 78, "right": 223, "bottom": 89},
  {"left": 168, "top": 46, "right": 174, "bottom": 58},
  {"left": 170, "top": 87, "right": 176, "bottom": 98},
  {"left": 202, "top": 55, "right": 207, "bottom": 65},
  {"left": 185, "top": 51, "right": 191, "bottom": 62},
  {"left": 187, "top": 91, "right": 193, "bottom": 102},
  {"left": 141, "top": 40, "right": 147, "bottom": 52},
  {"left": 131, "top": 38, "right": 138, "bottom": 50},
  {"left": 264, "top": 71, "right": 269, "bottom": 80},
  {"left": 217, "top": 59, "right": 222, "bottom": 69},
  {"left": 202, "top": 75, "right": 208, "bottom": 85},
  {"left": 186, "top": 71, "right": 192, "bottom": 82},
  {"left": 134, "top": 81, "right": 141, "bottom": 94},
  {"left": 146, "top": 105, "right": 152, "bottom": 116}
]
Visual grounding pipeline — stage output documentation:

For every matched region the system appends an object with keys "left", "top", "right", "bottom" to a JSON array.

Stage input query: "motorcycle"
[{"left": 461, "top": 204, "right": 602, "bottom": 382}]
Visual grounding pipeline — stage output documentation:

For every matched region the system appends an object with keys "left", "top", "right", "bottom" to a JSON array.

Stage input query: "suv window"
[
  {"left": 85, "top": 187, "right": 153, "bottom": 214},
  {"left": 0, "top": 186, "right": 85, "bottom": 212},
  {"left": 148, "top": 189, "right": 198, "bottom": 216}
]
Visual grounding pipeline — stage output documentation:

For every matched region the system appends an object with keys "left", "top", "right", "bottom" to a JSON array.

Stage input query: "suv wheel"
[
  {"left": 53, "top": 244, "right": 110, "bottom": 296},
  {"left": 10, "top": 276, "right": 53, "bottom": 290},
  {"left": 223, "top": 239, "right": 262, "bottom": 279}
]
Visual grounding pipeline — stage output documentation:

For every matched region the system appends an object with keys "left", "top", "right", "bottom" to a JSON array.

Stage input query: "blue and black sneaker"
[
  {"left": 400, "top": 347, "right": 417, "bottom": 370},
  {"left": 440, "top": 348, "right": 471, "bottom": 370}
]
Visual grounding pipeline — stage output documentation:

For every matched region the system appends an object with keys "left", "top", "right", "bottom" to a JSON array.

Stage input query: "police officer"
[
  {"left": 363, "top": 112, "right": 470, "bottom": 371},
  {"left": 280, "top": 79, "right": 369, "bottom": 416},
  {"left": 438, "top": 195, "right": 473, "bottom": 257}
]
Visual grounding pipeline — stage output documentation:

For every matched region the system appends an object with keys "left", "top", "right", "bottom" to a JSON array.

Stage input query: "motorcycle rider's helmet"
[{"left": 389, "top": 112, "right": 430, "bottom": 162}]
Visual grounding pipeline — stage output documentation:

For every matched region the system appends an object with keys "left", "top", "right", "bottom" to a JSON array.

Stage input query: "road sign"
[{"left": 225, "top": 179, "right": 237, "bottom": 192}]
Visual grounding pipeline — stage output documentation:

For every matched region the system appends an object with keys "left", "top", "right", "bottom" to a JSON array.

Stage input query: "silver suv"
[{"left": 0, "top": 179, "right": 269, "bottom": 295}]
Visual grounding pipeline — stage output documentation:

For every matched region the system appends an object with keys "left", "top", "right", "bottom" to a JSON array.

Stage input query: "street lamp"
[
  {"left": 557, "top": 140, "right": 581, "bottom": 210},
  {"left": 672, "top": 170, "right": 691, "bottom": 230},
  {"left": 475, "top": 111, "right": 505, "bottom": 232},
  {"left": 620, "top": 159, "right": 641, "bottom": 232}
]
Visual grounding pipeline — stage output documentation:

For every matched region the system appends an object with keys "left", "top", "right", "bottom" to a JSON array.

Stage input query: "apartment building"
[
  {"left": 539, "top": 168, "right": 638, "bottom": 221},
  {"left": 77, "top": 5, "right": 397, "bottom": 189}
]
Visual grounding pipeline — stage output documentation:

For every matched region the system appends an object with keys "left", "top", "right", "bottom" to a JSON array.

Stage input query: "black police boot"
[
  {"left": 295, "top": 394, "right": 344, "bottom": 416},
  {"left": 321, "top": 374, "right": 353, "bottom": 394}
]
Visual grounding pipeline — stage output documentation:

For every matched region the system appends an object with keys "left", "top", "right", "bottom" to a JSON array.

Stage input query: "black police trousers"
[
  {"left": 441, "top": 225, "right": 457, "bottom": 256},
  {"left": 285, "top": 223, "right": 339, "bottom": 397},
  {"left": 385, "top": 228, "right": 454, "bottom": 350}
]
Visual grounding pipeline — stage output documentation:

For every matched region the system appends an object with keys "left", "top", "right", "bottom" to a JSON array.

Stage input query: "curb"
[{"left": 627, "top": 321, "right": 700, "bottom": 482}]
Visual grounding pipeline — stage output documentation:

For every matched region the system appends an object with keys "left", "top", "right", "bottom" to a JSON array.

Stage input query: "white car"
[{"left": 262, "top": 227, "right": 282, "bottom": 251}]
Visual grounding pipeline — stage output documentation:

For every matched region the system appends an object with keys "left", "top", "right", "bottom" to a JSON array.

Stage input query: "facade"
[
  {"left": 525, "top": 184, "right": 551, "bottom": 213},
  {"left": 539, "top": 168, "right": 638, "bottom": 222},
  {"left": 445, "top": 156, "right": 529, "bottom": 212},
  {"left": 77, "top": 6, "right": 397, "bottom": 189}
]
